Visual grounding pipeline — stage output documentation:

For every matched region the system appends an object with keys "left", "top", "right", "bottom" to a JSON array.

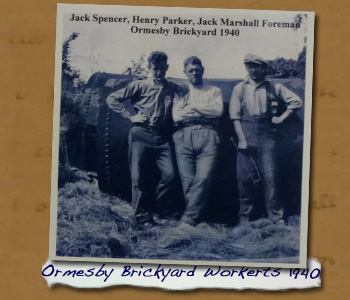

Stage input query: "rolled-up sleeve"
[
  {"left": 229, "top": 84, "right": 242, "bottom": 120},
  {"left": 106, "top": 81, "right": 139, "bottom": 117},
  {"left": 172, "top": 95, "right": 187, "bottom": 122},
  {"left": 210, "top": 88, "right": 224, "bottom": 117},
  {"left": 275, "top": 83, "right": 303, "bottom": 112}
]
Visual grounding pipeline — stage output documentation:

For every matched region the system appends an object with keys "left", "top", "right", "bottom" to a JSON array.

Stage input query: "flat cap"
[{"left": 244, "top": 54, "right": 267, "bottom": 65}]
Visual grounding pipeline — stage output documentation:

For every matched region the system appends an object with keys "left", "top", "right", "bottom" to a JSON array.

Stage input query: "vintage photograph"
[{"left": 50, "top": 4, "right": 315, "bottom": 267}]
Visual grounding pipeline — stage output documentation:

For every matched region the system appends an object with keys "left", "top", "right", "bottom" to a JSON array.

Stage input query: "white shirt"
[{"left": 172, "top": 83, "right": 223, "bottom": 123}]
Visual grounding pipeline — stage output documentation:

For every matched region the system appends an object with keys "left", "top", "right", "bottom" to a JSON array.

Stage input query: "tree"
[
  {"left": 266, "top": 14, "right": 307, "bottom": 79},
  {"left": 60, "top": 32, "right": 86, "bottom": 176},
  {"left": 62, "top": 32, "right": 82, "bottom": 89},
  {"left": 295, "top": 46, "right": 306, "bottom": 79},
  {"left": 267, "top": 46, "right": 306, "bottom": 79},
  {"left": 123, "top": 54, "right": 149, "bottom": 78}
]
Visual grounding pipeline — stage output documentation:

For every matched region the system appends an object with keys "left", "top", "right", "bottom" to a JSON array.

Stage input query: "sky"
[{"left": 60, "top": 6, "right": 309, "bottom": 82}]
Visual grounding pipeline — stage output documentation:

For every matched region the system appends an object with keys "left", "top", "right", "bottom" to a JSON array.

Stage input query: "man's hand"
[
  {"left": 238, "top": 139, "right": 248, "bottom": 149},
  {"left": 129, "top": 114, "right": 147, "bottom": 123},
  {"left": 271, "top": 116, "right": 285, "bottom": 125},
  {"left": 272, "top": 110, "right": 293, "bottom": 125},
  {"left": 233, "top": 120, "right": 248, "bottom": 150}
]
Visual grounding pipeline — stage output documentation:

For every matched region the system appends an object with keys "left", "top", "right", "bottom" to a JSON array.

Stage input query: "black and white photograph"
[{"left": 50, "top": 4, "right": 314, "bottom": 267}]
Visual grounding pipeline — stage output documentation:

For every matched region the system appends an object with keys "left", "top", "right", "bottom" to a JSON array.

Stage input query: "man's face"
[
  {"left": 245, "top": 63, "right": 265, "bottom": 82},
  {"left": 148, "top": 61, "right": 168, "bottom": 82},
  {"left": 184, "top": 63, "right": 204, "bottom": 86}
]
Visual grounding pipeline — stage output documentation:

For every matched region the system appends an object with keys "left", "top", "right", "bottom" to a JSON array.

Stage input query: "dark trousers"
[
  {"left": 236, "top": 138, "right": 283, "bottom": 222},
  {"left": 128, "top": 126, "right": 176, "bottom": 223},
  {"left": 173, "top": 125, "right": 220, "bottom": 225}
]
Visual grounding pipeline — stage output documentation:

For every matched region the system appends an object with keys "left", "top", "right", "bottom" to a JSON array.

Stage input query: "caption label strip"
[
  {"left": 68, "top": 14, "right": 303, "bottom": 38},
  {"left": 42, "top": 259, "right": 320, "bottom": 290}
]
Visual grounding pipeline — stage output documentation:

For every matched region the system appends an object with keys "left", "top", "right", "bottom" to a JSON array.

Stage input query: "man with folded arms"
[{"left": 173, "top": 56, "right": 224, "bottom": 226}]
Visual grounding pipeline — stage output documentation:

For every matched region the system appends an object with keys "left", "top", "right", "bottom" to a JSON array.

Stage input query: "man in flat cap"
[
  {"left": 229, "top": 54, "right": 302, "bottom": 225},
  {"left": 172, "top": 56, "right": 223, "bottom": 226}
]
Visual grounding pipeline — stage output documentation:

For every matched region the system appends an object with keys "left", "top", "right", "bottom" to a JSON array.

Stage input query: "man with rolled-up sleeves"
[
  {"left": 106, "top": 51, "right": 179, "bottom": 226},
  {"left": 173, "top": 56, "right": 224, "bottom": 226},
  {"left": 229, "top": 54, "right": 303, "bottom": 225}
]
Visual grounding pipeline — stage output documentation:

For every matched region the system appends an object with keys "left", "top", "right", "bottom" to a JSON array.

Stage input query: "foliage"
[
  {"left": 294, "top": 46, "right": 306, "bottom": 79},
  {"left": 123, "top": 54, "right": 149, "bottom": 77},
  {"left": 60, "top": 33, "right": 87, "bottom": 176},
  {"left": 267, "top": 46, "right": 306, "bottom": 79},
  {"left": 267, "top": 14, "right": 307, "bottom": 79},
  {"left": 62, "top": 32, "right": 84, "bottom": 89}
]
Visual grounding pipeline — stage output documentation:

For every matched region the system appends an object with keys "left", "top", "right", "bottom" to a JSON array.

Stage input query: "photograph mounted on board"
[{"left": 50, "top": 4, "right": 315, "bottom": 268}]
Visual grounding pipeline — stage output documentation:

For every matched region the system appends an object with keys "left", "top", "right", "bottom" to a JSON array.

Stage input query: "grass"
[{"left": 56, "top": 169, "right": 300, "bottom": 264}]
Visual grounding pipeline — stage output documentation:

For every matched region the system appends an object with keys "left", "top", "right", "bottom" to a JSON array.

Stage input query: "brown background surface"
[{"left": 0, "top": 0, "right": 349, "bottom": 299}]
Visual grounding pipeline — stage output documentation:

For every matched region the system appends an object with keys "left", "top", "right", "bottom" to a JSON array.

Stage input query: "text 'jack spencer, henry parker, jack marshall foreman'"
[{"left": 68, "top": 13, "right": 301, "bottom": 29}]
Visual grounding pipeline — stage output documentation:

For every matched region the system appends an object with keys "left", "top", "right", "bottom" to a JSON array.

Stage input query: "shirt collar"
[
  {"left": 188, "top": 80, "right": 206, "bottom": 90},
  {"left": 148, "top": 77, "right": 168, "bottom": 87},
  {"left": 244, "top": 75, "right": 267, "bottom": 88}
]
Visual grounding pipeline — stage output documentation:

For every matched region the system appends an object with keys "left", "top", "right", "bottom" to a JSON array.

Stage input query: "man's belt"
[
  {"left": 132, "top": 122, "right": 169, "bottom": 134},
  {"left": 175, "top": 119, "right": 219, "bottom": 131}
]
